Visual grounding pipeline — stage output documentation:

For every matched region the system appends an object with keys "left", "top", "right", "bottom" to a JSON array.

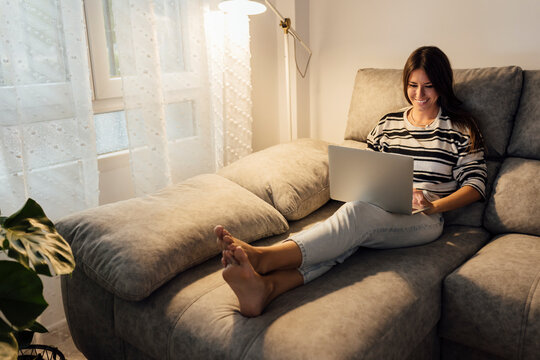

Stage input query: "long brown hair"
[{"left": 402, "top": 46, "right": 484, "bottom": 151}]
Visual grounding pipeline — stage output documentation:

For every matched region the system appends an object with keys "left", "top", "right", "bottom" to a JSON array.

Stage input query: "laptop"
[{"left": 328, "top": 145, "right": 428, "bottom": 215}]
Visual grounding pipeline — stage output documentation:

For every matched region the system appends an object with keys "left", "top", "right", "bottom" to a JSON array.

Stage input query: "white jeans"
[{"left": 290, "top": 201, "right": 444, "bottom": 283}]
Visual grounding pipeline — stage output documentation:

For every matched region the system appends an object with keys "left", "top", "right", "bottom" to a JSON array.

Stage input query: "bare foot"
[
  {"left": 222, "top": 246, "right": 271, "bottom": 317},
  {"left": 214, "top": 225, "right": 263, "bottom": 272},
  {"left": 221, "top": 249, "right": 238, "bottom": 268}
]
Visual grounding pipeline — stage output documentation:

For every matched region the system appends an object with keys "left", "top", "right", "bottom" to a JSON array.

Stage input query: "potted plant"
[{"left": 0, "top": 199, "right": 75, "bottom": 360}]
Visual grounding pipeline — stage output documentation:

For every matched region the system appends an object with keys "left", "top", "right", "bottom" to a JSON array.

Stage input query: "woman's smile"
[{"left": 407, "top": 68, "right": 440, "bottom": 117}]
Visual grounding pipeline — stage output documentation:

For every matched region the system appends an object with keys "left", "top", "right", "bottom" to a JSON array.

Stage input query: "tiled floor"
[{"left": 29, "top": 322, "right": 86, "bottom": 360}]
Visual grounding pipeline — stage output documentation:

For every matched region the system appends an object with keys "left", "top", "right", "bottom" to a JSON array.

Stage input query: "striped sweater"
[{"left": 366, "top": 107, "right": 487, "bottom": 201}]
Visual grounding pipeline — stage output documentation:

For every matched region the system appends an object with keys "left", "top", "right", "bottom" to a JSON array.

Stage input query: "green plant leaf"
[
  {"left": 0, "top": 317, "right": 13, "bottom": 334},
  {"left": 1, "top": 199, "right": 75, "bottom": 276},
  {"left": 0, "top": 332, "right": 17, "bottom": 360},
  {"left": 27, "top": 321, "right": 47, "bottom": 333},
  {"left": 0, "top": 261, "right": 48, "bottom": 329}
]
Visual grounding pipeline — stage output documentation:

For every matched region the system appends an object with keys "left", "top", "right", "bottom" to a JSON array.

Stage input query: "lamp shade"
[{"left": 218, "top": 0, "right": 267, "bottom": 15}]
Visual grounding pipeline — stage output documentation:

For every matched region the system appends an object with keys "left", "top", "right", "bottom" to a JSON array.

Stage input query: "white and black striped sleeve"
[
  {"left": 452, "top": 137, "right": 487, "bottom": 200},
  {"left": 366, "top": 118, "right": 385, "bottom": 152}
]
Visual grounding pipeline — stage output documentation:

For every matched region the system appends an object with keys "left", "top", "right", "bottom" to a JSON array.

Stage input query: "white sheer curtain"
[
  {"left": 0, "top": 0, "right": 254, "bottom": 216},
  {"left": 0, "top": 0, "right": 98, "bottom": 220},
  {"left": 205, "top": 9, "right": 254, "bottom": 168},
  {"left": 111, "top": 0, "right": 253, "bottom": 196}
]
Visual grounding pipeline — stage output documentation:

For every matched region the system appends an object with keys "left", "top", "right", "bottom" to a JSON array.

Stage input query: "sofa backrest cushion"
[
  {"left": 57, "top": 174, "right": 289, "bottom": 301},
  {"left": 218, "top": 138, "right": 330, "bottom": 221},
  {"left": 507, "top": 70, "right": 540, "bottom": 160},
  {"left": 484, "top": 157, "right": 540, "bottom": 236},
  {"left": 453, "top": 67, "right": 522, "bottom": 159},
  {"left": 344, "top": 67, "right": 523, "bottom": 159},
  {"left": 345, "top": 69, "right": 407, "bottom": 143}
]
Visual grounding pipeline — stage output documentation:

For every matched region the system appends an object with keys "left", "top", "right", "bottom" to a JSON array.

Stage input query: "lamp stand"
[
  {"left": 282, "top": 24, "right": 296, "bottom": 140},
  {"left": 265, "top": 0, "right": 310, "bottom": 141}
]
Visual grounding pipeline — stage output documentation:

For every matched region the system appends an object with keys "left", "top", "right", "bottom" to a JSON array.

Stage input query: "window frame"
[{"left": 83, "top": 0, "right": 123, "bottom": 114}]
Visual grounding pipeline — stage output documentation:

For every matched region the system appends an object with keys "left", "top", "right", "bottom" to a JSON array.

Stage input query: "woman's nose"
[{"left": 416, "top": 86, "right": 425, "bottom": 98}]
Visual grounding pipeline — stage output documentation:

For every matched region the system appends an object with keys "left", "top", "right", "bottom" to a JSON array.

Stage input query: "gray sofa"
[{"left": 58, "top": 66, "right": 540, "bottom": 359}]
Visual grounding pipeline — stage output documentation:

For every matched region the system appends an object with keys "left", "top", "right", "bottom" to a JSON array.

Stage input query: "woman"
[{"left": 215, "top": 46, "right": 487, "bottom": 317}]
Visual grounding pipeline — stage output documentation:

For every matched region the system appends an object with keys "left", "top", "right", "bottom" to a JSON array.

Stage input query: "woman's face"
[{"left": 407, "top": 68, "right": 440, "bottom": 114}]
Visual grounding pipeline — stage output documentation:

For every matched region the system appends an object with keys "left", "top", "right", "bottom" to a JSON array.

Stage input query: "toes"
[
  {"left": 224, "top": 250, "right": 238, "bottom": 266},
  {"left": 221, "top": 251, "right": 227, "bottom": 267},
  {"left": 214, "top": 225, "right": 224, "bottom": 237},
  {"left": 233, "top": 246, "right": 249, "bottom": 264},
  {"left": 214, "top": 225, "right": 232, "bottom": 238},
  {"left": 223, "top": 235, "right": 235, "bottom": 245},
  {"left": 222, "top": 227, "right": 232, "bottom": 237}
]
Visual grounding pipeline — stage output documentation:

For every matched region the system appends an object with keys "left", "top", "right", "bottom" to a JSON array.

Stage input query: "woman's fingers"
[{"left": 412, "top": 188, "right": 432, "bottom": 209}]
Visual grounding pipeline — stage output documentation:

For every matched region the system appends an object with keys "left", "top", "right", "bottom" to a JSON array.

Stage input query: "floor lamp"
[{"left": 218, "top": 0, "right": 312, "bottom": 141}]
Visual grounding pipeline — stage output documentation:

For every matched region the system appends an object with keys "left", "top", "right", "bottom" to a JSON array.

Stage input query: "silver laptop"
[{"left": 328, "top": 145, "right": 426, "bottom": 215}]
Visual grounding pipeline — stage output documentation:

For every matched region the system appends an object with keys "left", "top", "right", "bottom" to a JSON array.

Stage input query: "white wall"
[{"left": 305, "top": 0, "right": 540, "bottom": 144}]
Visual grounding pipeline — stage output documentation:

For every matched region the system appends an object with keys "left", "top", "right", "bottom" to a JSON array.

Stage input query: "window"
[
  {"left": 94, "top": 111, "right": 128, "bottom": 154},
  {"left": 83, "top": 0, "right": 202, "bottom": 156},
  {"left": 84, "top": 0, "right": 126, "bottom": 155},
  {"left": 84, "top": 0, "right": 122, "bottom": 110}
]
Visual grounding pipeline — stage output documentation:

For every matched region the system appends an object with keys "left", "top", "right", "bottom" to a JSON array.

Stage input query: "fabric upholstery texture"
[
  {"left": 441, "top": 339, "right": 507, "bottom": 360},
  {"left": 61, "top": 268, "right": 125, "bottom": 360},
  {"left": 406, "top": 327, "right": 440, "bottom": 360},
  {"left": 345, "top": 68, "right": 408, "bottom": 142},
  {"left": 440, "top": 234, "right": 540, "bottom": 360},
  {"left": 57, "top": 174, "right": 288, "bottom": 301},
  {"left": 507, "top": 70, "right": 540, "bottom": 160},
  {"left": 114, "top": 222, "right": 489, "bottom": 360},
  {"left": 453, "top": 67, "right": 522, "bottom": 159},
  {"left": 344, "top": 67, "right": 523, "bottom": 159},
  {"left": 341, "top": 139, "right": 368, "bottom": 150},
  {"left": 484, "top": 157, "right": 540, "bottom": 236},
  {"left": 218, "top": 138, "right": 331, "bottom": 220}
]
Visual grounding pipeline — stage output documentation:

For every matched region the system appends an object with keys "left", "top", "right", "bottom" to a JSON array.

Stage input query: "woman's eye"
[
  {"left": 425, "top": 85, "right": 433, "bottom": 88},
  {"left": 408, "top": 84, "right": 417, "bottom": 88}
]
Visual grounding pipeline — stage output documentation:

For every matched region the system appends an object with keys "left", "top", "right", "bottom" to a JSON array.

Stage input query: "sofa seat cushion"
[
  {"left": 440, "top": 233, "right": 540, "bottom": 360},
  {"left": 218, "top": 138, "right": 331, "bottom": 221},
  {"left": 114, "top": 219, "right": 489, "bottom": 360},
  {"left": 484, "top": 157, "right": 540, "bottom": 236},
  {"left": 57, "top": 174, "right": 289, "bottom": 301}
]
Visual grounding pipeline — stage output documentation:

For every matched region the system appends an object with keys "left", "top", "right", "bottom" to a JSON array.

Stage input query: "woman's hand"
[
  {"left": 412, "top": 189, "right": 433, "bottom": 213},
  {"left": 422, "top": 185, "right": 482, "bottom": 215}
]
